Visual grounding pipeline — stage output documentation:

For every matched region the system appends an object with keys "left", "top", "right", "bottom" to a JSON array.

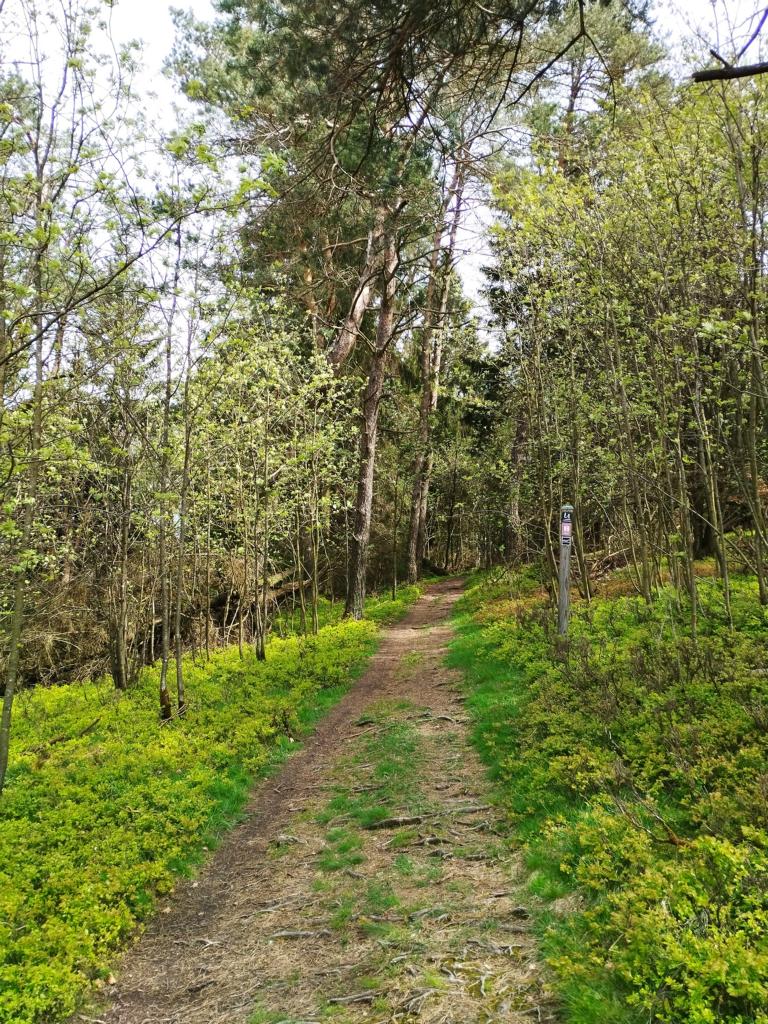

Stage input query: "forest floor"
[{"left": 91, "top": 578, "right": 556, "bottom": 1024}]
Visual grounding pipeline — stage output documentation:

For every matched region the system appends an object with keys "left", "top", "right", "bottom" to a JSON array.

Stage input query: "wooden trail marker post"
[{"left": 558, "top": 504, "right": 574, "bottom": 635}]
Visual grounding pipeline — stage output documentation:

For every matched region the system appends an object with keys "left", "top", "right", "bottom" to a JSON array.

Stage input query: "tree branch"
[{"left": 692, "top": 60, "right": 768, "bottom": 82}]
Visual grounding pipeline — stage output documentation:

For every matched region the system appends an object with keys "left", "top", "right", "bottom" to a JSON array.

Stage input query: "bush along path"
[
  {"left": 0, "top": 587, "right": 423, "bottom": 1024},
  {"left": 91, "top": 578, "right": 556, "bottom": 1024},
  {"left": 448, "top": 570, "right": 768, "bottom": 1024}
]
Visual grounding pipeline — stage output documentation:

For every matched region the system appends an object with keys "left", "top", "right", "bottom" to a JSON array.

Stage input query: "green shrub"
[
  {"left": 274, "top": 583, "right": 425, "bottom": 635},
  {"left": 450, "top": 570, "right": 768, "bottom": 1024},
  {"left": 0, "top": 583, "right": 424, "bottom": 1024}
]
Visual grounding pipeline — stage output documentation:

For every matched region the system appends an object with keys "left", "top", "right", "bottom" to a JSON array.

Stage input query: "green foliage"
[
  {"left": 450, "top": 570, "right": 768, "bottom": 1024},
  {"left": 276, "top": 584, "right": 426, "bottom": 636},
  {"left": 0, "top": 584, "right": 422, "bottom": 1024}
]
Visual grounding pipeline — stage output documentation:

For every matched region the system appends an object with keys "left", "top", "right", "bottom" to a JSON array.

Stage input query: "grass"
[
  {"left": 449, "top": 566, "right": 768, "bottom": 1024},
  {"left": 309, "top": 700, "right": 431, "bottom": 950},
  {"left": 0, "top": 582, "right": 427, "bottom": 1024},
  {"left": 245, "top": 703, "right": 432, "bottom": 1022},
  {"left": 316, "top": 703, "right": 425, "bottom": 832},
  {"left": 317, "top": 826, "right": 365, "bottom": 872},
  {"left": 248, "top": 663, "right": 556, "bottom": 1024}
]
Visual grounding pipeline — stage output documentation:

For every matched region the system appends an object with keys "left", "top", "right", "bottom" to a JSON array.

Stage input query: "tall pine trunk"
[
  {"left": 407, "top": 163, "right": 465, "bottom": 581},
  {"left": 345, "top": 230, "right": 398, "bottom": 618}
]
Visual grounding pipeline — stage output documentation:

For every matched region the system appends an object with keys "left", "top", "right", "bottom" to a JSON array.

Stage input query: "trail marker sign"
[{"left": 558, "top": 504, "right": 574, "bottom": 635}]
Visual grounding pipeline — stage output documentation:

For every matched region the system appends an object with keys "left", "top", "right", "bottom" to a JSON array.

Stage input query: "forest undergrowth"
[
  {"left": 0, "top": 584, "right": 423, "bottom": 1024},
  {"left": 450, "top": 568, "right": 768, "bottom": 1024}
]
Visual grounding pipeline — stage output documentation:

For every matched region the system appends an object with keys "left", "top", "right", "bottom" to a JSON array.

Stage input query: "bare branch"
[{"left": 692, "top": 59, "right": 768, "bottom": 82}]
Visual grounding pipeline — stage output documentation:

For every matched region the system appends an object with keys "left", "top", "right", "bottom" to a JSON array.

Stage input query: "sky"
[{"left": 105, "top": 0, "right": 215, "bottom": 117}]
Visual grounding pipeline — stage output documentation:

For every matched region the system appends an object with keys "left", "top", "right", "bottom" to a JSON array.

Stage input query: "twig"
[
  {"left": 363, "top": 814, "right": 424, "bottom": 830},
  {"left": 25, "top": 716, "right": 103, "bottom": 757},
  {"left": 327, "top": 992, "right": 376, "bottom": 1005}
]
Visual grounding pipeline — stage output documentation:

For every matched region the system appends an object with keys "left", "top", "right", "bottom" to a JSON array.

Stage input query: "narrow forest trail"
[{"left": 96, "top": 579, "right": 556, "bottom": 1024}]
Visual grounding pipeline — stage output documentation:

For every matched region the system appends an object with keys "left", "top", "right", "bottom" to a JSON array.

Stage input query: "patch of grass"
[
  {"left": 329, "top": 895, "right": 357, "bottom": 931},
  {"left": 400, "top": 651, "right": 423, "bottom": 668},
  {"left": 320, "top": 1010, "right": 353, "bottom": 1022},
  {"left": 275, "top": 583, "right": 428, "bottom": 637},
  {"left": 355, "top": 974, "right": 383, "bottom": 991},
  {"left": 387, "top": 828, "right": 419, "bottom": 849},
  {"left": 317, "top": 827, "right": 365, "bottom": 872},
  {"left": 420, "top": 968, "right": 448, "bottom": 991},
  {"left": 359, "top": 918, "right": 401, "bottom": 939},
  {"left": 363, "top": 881, "right": 400, "bottom": 916},
  {"left": 249, "top": 1007, "right": 288, "bottom": 1024},
  {"left": 316, "top": 707, "right": 425, "bottom": 831},
  {"left": 444, "top": 877, "right": 471, "bottom": 895},
  {"left": 412, "top": 861, "right": 444, "bottom": 886},
  {"left": 312, "top": 703, "right": 429, "bottom": 953},
  {"left": 393, "top": 854, "right": 415, "bottom": 875}
]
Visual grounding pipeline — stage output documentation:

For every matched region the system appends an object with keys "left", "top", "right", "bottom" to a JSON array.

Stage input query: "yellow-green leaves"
[{"left": 0, "top": 617, "right": 379, "bottom": 1024}]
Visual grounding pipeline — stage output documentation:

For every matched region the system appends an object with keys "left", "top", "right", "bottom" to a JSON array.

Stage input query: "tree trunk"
[
  {"left": 407, "top": 163, "right": 465, "bottom": 581},
  {"left": 326, "top": 208, "right": 385, "bottom": 369},
  {"left": 174, "top": 423, "right": 192, "bottom": 714},
  {"left": 345, "top": 351, "right": 388, "bottom": 619},
  {"left": 345, "top": 229, "right": 398, "bottom": 618},
  {"left": 255, "top": 391, "right": 270, "bottom": 661},
  {"left": 110, "top": 467, "right": 132, "bottom": 690},
  {"left": 158, "top": 227, "right": 181, "bottom": 721},
  {"left": 205, "top": 446, "right": 212, "bottom": 660},
  {"left": 0, "top": 241, "right": 45, "bottom": 793},
  {"left": 444, "top": 447, "right": 459, "bottom": 570},
  {"left": 507, "top": 405, "right": 527, "bottom": 563},
  {"left": 609, "top": 326, "right": 653, "bottom": 602}
]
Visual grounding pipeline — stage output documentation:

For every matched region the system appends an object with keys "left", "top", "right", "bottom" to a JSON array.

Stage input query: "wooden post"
[{"left": 558, "top": 504, "right": 574, "bottom": 635}]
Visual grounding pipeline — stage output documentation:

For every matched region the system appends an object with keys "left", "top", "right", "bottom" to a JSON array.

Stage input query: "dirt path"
[{"left": 95, "top": 579, "right": 556, "bottom": 1024}]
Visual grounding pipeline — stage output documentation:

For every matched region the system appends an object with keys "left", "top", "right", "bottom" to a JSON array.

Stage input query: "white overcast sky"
[{"left": 106, "top": 0, "right": 214, "bottom": 117}]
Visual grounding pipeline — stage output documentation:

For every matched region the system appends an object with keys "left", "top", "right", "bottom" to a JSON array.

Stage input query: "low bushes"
[
  {"left": 275, "top": 583, "right": 426, "bottom": 634},
  {"left": 0, "top": 584, "right": 422, "bottom": 1024},
  {"left": 450, "top": 569, "right": 768, "bottom": 1024}
]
